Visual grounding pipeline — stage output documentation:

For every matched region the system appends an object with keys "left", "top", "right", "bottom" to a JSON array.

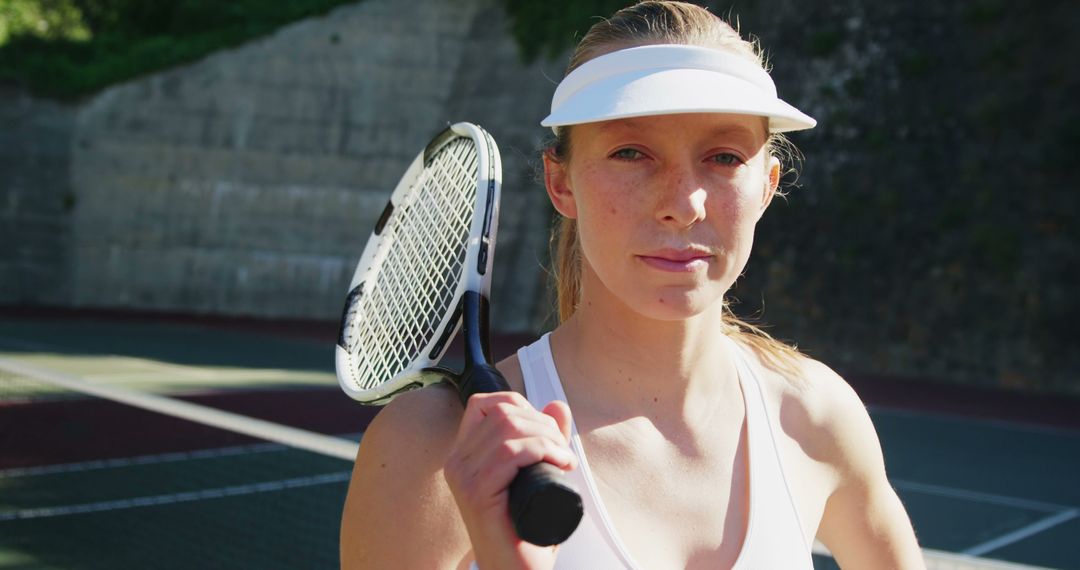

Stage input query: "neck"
[{"left": 550, "top": 279, "right": 740, "bottom": 428}]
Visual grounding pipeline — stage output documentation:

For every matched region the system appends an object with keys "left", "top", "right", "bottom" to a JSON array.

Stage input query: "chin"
[{"left": 630, "top": 287, "right": 724, "bottom": 322}]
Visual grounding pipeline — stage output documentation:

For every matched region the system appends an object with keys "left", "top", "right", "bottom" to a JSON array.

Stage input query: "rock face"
[
  {"left": 724, "top": 1, "right": 1079, "bottom": 394},
  {"left": 1, "top": 0, "right": 1077, "bottom": 394}
]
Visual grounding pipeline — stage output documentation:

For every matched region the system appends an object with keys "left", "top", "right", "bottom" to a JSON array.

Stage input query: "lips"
[{"left": 636, "top": 248, "right": 714, "bottom": 272}]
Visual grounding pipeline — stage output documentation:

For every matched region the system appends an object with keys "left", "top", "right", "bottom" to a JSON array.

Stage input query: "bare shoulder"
[
  {"left": 375, "top": 379, "right": 463, "bottom": 432},
  {"left": 734, "top": 340, "right": 924, "bottom": 565},
  {"left": 340, "top": 382, "right": 470, "bottom": 569},
  {"left": 358, "top": 381, "right": 465, "bottom": 467},
  {"left": 736, "top": 342, "right": 879, "bottom": 475}
]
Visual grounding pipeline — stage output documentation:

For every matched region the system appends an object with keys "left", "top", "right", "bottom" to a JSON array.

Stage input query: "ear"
[
  {"left": 543, "top": 151, "right": 578, "bottom": 219},
  {"left": 759, "top": 155, "right": 781, "bottom": 214}
]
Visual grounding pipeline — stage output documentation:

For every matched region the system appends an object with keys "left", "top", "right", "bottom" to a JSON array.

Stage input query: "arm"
[
  {"left": 811, "top": 365, "right": 925, "bottom": 569},
  {"left": 340, "top": 384, "right": 473, "bottom": 569},
  {"left": 339, "top": 383, "right": 576, "bottom": 570}
]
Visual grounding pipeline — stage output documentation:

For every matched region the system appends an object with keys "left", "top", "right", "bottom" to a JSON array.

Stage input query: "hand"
[{"left": 444, "top": 392, "right": 576, "bottom": 570}]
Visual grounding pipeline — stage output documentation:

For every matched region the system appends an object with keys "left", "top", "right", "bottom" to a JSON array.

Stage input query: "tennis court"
[{"left": 1, "top": 315, "right": 1077, "bottom": 569}]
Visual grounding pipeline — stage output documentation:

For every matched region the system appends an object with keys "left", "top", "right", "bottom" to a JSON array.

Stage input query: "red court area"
[{"left": 0, "top": 388, "right": 375, "bottom": 470}]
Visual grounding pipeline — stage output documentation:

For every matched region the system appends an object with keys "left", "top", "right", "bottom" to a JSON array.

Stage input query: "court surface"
[{"left": 1, "top": 316, "right": 1076, "bottom": 569}]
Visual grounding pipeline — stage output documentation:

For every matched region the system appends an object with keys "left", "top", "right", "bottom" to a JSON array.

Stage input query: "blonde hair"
[{"left": 548, "top": 1, "right": 803, "bottom": 374}]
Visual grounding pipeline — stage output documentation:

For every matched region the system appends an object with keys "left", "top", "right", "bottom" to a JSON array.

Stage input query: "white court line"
[
  {"left": 813, "top": 541, "right": 1057, "bottom": 569},
  {"left": 963, "top": 509, "right": 1080, "bottom": 556},
  {"left": 892, "top": 479, "right": 1075, "bottom": 513},
  {"left": 0, "top": 442, "right": 285, "bottom": 478},
  {"left": 0, "top": 432, "right": 365, "bottom": 478},
  {"left": 0, "top": 357, "right": 359, "bottom": 461},
  {"left": 105, "top": 356, "right": 227, "bottom": 379},
  {"left": 0, "top": 471, "right": 352, "bottom": 522},
  {"left": 892, "top": 479, "right": 1078, "bottom": 562},
  {"left": 83, "top": 371, "right": 224, "bottom": 382},
  {"left": 83, "top": 368, "right": 330, "bottom": 383}
]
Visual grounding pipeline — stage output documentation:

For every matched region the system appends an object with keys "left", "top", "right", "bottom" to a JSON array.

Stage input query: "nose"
[{"left": 654, "top": 163, "right": 707, "bottom": 228}]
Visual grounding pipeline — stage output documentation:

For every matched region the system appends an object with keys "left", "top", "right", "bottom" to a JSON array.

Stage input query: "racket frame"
[{"left": 335, "top": 122, "right": 501, "bottom": 404}]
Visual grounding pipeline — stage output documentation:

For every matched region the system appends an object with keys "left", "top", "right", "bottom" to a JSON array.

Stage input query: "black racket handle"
[
  {"left": 459, "top": 361, "right": 584, "bottom": 546},
  {"left": 508, "top": 461, "right": 584, "bottom": 546}
]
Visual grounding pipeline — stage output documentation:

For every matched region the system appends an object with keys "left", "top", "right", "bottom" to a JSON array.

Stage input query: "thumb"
[{"left": 542, "top": 399, "right": 573, "bottom": 443}]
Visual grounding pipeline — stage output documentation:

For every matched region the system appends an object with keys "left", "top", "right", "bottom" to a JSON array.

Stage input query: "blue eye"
[{"left": 611, "top": 148, "right": 644, "bottom": 160}]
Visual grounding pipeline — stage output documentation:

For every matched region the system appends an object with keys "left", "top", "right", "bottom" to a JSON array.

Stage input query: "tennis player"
[{"left": 341, "top": 2, "right": 924, "bottom": 568}]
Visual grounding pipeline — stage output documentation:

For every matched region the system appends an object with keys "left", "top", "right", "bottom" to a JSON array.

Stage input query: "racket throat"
[{"left": 457, "top": 291, "right": 510, "bottom": 404}]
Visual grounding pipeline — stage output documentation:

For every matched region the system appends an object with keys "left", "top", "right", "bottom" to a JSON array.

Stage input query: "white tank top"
[{"left": 496, "top": 333, "right": 814, "bottom": 569}]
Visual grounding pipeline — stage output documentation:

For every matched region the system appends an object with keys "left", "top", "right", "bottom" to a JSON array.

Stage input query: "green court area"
[
  {"left": 0, "top": 319, "right": 337, "bottom": 394},
  {"left": 1, "top": 316, "right": 1077, "bottom": 569},
  {"left": 1, "top": 451, "right": 350, "bottom": 570}
]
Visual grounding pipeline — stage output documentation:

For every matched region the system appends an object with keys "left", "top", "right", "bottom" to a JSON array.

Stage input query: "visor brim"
[{"left": 541, "top": 67, "right": 816, "bottom": 134}]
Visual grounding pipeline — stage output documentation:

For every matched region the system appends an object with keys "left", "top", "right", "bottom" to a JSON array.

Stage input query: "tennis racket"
[{"left": 334, "top": 122, "right": 582, "bottom": 546}]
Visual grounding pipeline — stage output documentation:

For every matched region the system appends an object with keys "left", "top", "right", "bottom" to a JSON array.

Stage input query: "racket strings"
[{"left": 347, "top": 138, "right": 480, "bottom": 389}]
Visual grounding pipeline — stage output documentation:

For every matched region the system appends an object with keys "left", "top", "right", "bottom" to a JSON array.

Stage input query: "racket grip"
[
  {"left": 458, "top": 361, "right": 584, "bottom": 545},
  {"left": 508, "top": 461, "right": 584, "bottom": 546}
]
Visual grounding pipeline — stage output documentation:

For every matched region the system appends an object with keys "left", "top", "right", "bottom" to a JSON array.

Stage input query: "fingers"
[
  {"left": 445, "top": 393, "right": 576, "bottom": 503},
  {"left": 444, "top": 393, "right": 574, "bottom": 568},
  {"left": 542, "top": 399, "right": 573, "bottom": 443},
  {"left": 452, "top": 393, "right": 576, "bottom": 474}
]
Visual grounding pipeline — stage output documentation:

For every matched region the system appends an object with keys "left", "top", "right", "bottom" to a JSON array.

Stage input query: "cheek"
[
  {"left": 574, "top": 165, "right": 639, "bottom": 226},
  {"left": 721, "top": 172, "right": 767, "bottom": 225},
  {"left": 705, "top": 185, "right": 755, "bottom": 234},
  {"left": 726, "top": 192, "right": 758, "bottom": 225}
]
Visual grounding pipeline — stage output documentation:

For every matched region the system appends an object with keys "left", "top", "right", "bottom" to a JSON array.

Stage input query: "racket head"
[{"left": 335, "top": 123, "right": 502, "bottom": 404}]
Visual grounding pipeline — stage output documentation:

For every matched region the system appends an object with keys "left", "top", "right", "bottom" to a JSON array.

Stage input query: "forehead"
[{"left": 584, "top": 113, "right": 767, "bottom": 146}]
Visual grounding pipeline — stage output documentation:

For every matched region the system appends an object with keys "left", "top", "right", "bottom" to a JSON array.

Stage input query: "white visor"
[{"left": 541, "top": 44, "right": 816, "bottom": 133}]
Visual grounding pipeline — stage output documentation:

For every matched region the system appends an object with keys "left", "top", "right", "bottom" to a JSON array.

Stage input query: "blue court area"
[{"left": 1, "top": 317, "right": 1076, "bottom": 569}]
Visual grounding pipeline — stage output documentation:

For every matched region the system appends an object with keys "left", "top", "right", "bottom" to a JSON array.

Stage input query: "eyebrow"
[
  {"left": 709, "top": 124, "right": 761, "bottom": 138},
  {"left": 704, "top": 118, "right": 770, "bottom": 141},
  {"left": 596, "top": 117, "right": 765, "bottom": 143}
]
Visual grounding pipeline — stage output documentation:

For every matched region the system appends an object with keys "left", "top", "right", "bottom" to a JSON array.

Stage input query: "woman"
[{"left": 341, "top": 2, "right": 924, "bottom": 568}]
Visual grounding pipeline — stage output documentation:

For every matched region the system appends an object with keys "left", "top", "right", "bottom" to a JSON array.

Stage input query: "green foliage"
[
  {"left": 806, "top": 28, "right": 842, "bottom": 57},
  {"left": 0, "top": 0, "right": 90, "bottom": 44},
  {"left": 964, "top": 0, "right": 1008, "bottom": 26},
  {"left": 499, "top": 0, "right": 635, "bottom": 62},
  {"left": 0, "top": 0, "right": 358, "bottom": 98},
  {"left": 900, "top": 51, "right": 932, "bottom": 77}
]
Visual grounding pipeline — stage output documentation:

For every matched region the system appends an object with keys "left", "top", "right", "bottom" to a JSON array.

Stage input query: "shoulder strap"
[
  {"left": 517, "top": 333, "right": 563, "bottom": 410},
  {"left": 728, "top": 338, "right": 813, "bottom": 560}
]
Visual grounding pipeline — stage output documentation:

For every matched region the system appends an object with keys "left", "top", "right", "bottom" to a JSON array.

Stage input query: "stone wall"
[
  {"left": 65, "top": 0, "right": 493, "bottom": 320},
  {"left": 0, "top": 0, "right": 561, "bottom": 330},
  {"left": 0, "top": 89, "right": 74, "bottom": 306}
]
